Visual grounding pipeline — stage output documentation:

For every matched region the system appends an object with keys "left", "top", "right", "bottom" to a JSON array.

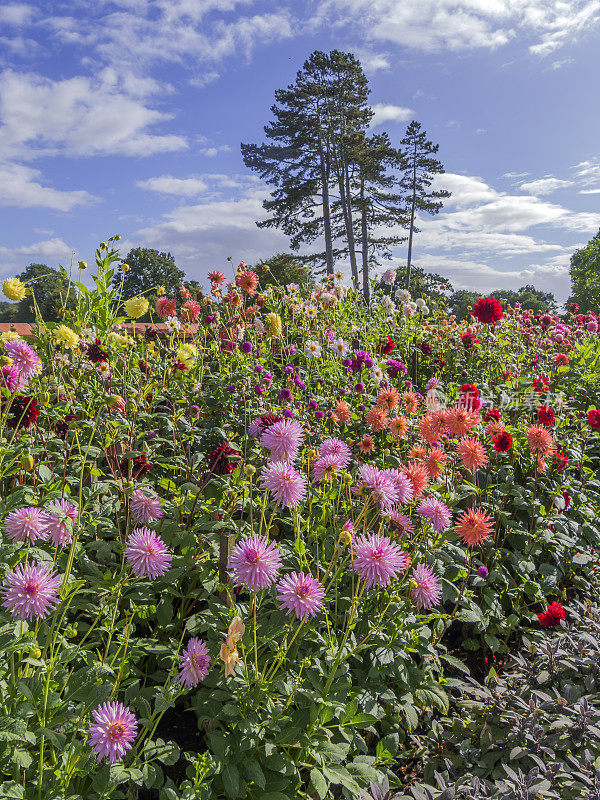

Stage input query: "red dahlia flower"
[
  {"left": 552, "top": 452, "right": 568, "bottom": 471},
  {"left": 85, "top": 339, "right": 110, "bottom": 363},
  {"left": 538, "top": 601, "right": 565, "bottom": 628},
  {"left": 461, "top": 332, "right": 476, "bottom": 348},
  {"left": 482, "top": 408, "right": 501, "bottom": 423},
  {"left": 208, "top": 441, "right": 238, "bottom": 475},
  {"left": 587, "top": 409, "right": 600, "bottom": 430},
  {"left": 537, "top": 404, "right": 555, "bottom": 425},
  {"left": 458, "top": 383, "right": 480, "bottom": 411},
  {"left": 473, "top": 297, "right": 503, "bottom": 324},
  {"left": 376, "top": 335, "right": 395, "bottom": 355}
]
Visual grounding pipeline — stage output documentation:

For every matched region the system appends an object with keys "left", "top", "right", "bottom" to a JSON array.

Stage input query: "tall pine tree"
[
  {"left": 241, "top": 51, "right": 372, "bottom": 278},
  {"left": 398, "top": 121, "right": 450, "bottom": 291}
]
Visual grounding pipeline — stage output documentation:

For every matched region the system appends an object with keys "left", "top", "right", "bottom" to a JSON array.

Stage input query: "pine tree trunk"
[
  {"left": 406, "top": 149, "right": 417, "bottom": 291},
  {"left": 343, "top": 161, "right": 360, "bottom": 289},
  {"left": 360, "top": 177, "right": 370, "bottom": 303},
  {"left": 317, "top": 136, "right": 334, "bottom": 275}
]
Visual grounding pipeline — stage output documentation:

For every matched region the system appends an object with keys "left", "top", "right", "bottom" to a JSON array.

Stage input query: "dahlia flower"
[
  {"left": 228, "top": 534, "right": 282, "bottom": 591},
  {"left": 4, "top": 339, "right": 41, "bottom": 381},
  {"left": 178, "top": 638, "right": 211, "bottom": 687},
  {"left": 456, "top": 508, "right": 494, "bottom": 547},
  {"left": 88, "top": 702, "right": 138, "bottom": 763},
  {"left": 260, "top": 462, "right": 307, "bottom": 508},
  {"left": 416, "top": 498, "right": 452, "bottom": 533},
  {"left": 261, "top": 419, "right": 304, "bottom": 462},
  {"left": 353, "top": 533, "right": 409, "bottom": 588},
  {"left": 276, "top": 572, "right": 325, "bottom": 620},
  {"left": 410, "top": 564, "right": 442, "bottom": 610},
  {"left": 124, "top": 528, "right": 172, "bottom": 579},
  {"left": 457, "top": 437, "right": 488, "bottom": 472},
  {"left": 319, "top": 437, "right": 351, "bottom": 467},
  {"left": 2, "top": 277, "right": 26, "bottom": 301},
  {"left": 43, "top": 499, "right": 78, "bottom": 546},
  {"left": 129, "top": 488, "right": 164, "bottom": 525},
  {"left": 4, "top": 507, "right": 47, "bottom": 544},
  {"left": 1, "top": 561, "right": 61, "bottom": 621}
]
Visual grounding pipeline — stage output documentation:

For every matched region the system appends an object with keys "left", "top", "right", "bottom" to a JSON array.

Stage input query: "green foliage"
[
  {"left": 113, "top": 247, "right": 185, "bottom": 306},
  {"left": 252, "top": 253, "right": 314, "bottom": 290},
  {"left": 569, "top": 228, "right": 600, "bottom": 313}
]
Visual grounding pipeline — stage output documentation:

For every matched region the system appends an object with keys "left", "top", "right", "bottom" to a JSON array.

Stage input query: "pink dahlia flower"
[
  {"left": 355, "top": 465, "right": 399, "bottom": 511},
  {"left": 228, "top": 534, "right": 282, "bottom": 591},
  {"left": 178, "top": 637, "right": 211, "bottom": 687},
  {"left": 261, "top": 419, "right": 304, "bottom": 462},
  {"left": 382, "top": 468, "right": 414, "bottom": 505},
  {"left": 124, "top": 527, "right": 172, "bottom": 579},
  {"left": 353, "top": 533, "right": 410, "bottom": 588},
  {"left": 416, "top": 498, "right": 452, "bottom": 533},
  {"left": 129, "top": 488, "right": 164, "bottom": 524},
  {"left": 88, "top": 701, "right": 138, "bottom": 763},
  {"left": 180, "top": 299, "right": 200, "bottom": 322},
  {"left": 260, "top": 462, "right": 307, "bottom": 508},
  {"left": 43, "top": 499, "right": 78, "bottom": 546},
  {"left": 4, "top": 507, "right": 47, "bottom": 544},
  {"left": 276, "top": 572, "right": 325, "bottom": 620},
  {"left": 312, "top": 453, "right": 345, "bottom": 482},
  {"left": 318, "top": 438, "right": 351, "bottom": 468},
  {"left": 0, "top": 364, "right": 19, "bottom": 393},
  {"left": 411, "top": 564, "right": 442, "bottom": 610},
  {"left": 1, "top": 561, "right": 61, "bottom": 621},
  {"left": 4, "top": 339, "right": 41, "bottom": 381}
]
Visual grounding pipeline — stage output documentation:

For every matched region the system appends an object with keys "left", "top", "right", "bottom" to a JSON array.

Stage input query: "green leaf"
[
  {"left": 222, "top": 764, "right": 241, "bottom": 798},
  {"left": 310, "top": 768, "right": 329, "bottom": 799}
]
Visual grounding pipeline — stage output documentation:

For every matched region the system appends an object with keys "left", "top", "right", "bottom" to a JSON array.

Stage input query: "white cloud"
[
  {"left": 320, "top": 0, "right": 600, "bottom": 55},
  {"left": 520, "top": 177, "right": 573, "bottom": 195},
  {"left": 136, "top": 175, "right": 208, "bottom": 197},
  {"left": 370, "top": 103, "right": 413, "bottom": 126},
  {"left": 0, "top": 4, "right": 33, "bottom": 26},
  {"left": 580, "top": 189, "right": 600, "bottom": 195},
  {"left": 0, "top": 237, "right": 74, "bottom": 276},
  {"left": 0, "top": 162, "right": 94, "bottom": 210},
  {"left": 0, "top": 70, "right": 187, "bottom": 160}
]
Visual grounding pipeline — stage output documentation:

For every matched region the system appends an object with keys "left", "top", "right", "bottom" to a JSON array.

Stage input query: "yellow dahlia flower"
[
  {"left": 265, "top": 312, "right": 282, "bottom": 337},
  {"left": 2, "top": 278, "right": 26, "bottom": 301},
  {"left": 55, "top": 325, "right": 79, "bottom": 350},
  {"left": 124, "top": 296, "right": 149, "bottom": 319}
]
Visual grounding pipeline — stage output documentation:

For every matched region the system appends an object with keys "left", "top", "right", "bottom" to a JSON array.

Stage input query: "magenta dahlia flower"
[
  {"left": 228, "top": 534, "right": 282, "bottom": 591},
  {"left": 318, "top": 438, "right": 351, "bottom": 468},
  {"left": 129, "top": 488, "right": 164, "bottom": 524},
  {"left": 353, "top": 533, "right": 410, "bottom": 588},
  {"left": 178, "top": 637, "right": 211, "bottom": 687},
  {"left": 410, "top": 564, "right": 442, "bottom": 610},
  {"left": 124, "top": 527, "right": 172, "bottom": 579},
  {"left": 276, "top": 572, "right": 325, "bottom": 620},
  {"left": 260, "top": 462, "right": 307, "bottom": 508},
  {"left": 43, "top": 499, "right": 78, "bottom": 546},
  {"left": 261, "top": 419, "right": 304, "bottom": 462},
  {"left": 4, "top": 339, "right": 41, "bottom": 381},
  {"left": 88, "top": 701, "right": 138, "bottom": 763},
  {"left": 4, "top": 507, "right": 48, "bottom": 544},
  {"left": 1, "top": 561, "right": 61, "bottom": 621},
  {"left": 416, "top": 498, "right": 452, "bottom": 533}
]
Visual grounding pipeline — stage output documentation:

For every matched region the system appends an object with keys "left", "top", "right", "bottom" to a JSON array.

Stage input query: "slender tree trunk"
[
  {"left": 343, "top": 160, "right": 360, "bottom": 289},
  {"left": 318, "top": 141, "right": 334, "bottom": 275},
  {"left": 405, "top": 148, "right": 417, "bottom": 291},
  {"left": 360, "top": 177, "right": 370, "bottom": 303}
]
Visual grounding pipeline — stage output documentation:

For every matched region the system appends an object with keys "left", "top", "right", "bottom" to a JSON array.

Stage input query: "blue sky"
[{"left": 1, "top": 0, "right": 599, "bottom": 300}]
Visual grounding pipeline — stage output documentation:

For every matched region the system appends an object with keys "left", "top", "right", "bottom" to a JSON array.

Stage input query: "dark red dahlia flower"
[
  {"left": 8, "top": 396, "right": 39, "bottom": 429},
  {"left": 419, "top": 341, "right": 433, "bottom": 356},
  {"left": 461, "top": 332, "right": 476, "bottom": 348},
  {"left": 473, "top": 297, "right": 503, "bottom": 324},
  {"left": 208, "top": 441, "right": 238, "bottom": 475},
  {"left": 552, "top": 451, "right": 568, "bottom": 471},
  {"left": 85, "top": 338, "right": 109, "bottom": 363},
  {"left": 120, "top": 454, "right": 152, "bottom": 479},
  {"left": 493, "top": 431, "right": 513, "bottom": 452},
  {"left": 458, "top": 383, "right": 480, "bottom": 411}
]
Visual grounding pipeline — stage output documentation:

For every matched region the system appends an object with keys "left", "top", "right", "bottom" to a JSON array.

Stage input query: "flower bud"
[
  {"left": 244, "top": 464, "right": 256, "bottom": 477},
  {"left": 339, "top": 530, "right": 352, "bottom": 546},
  {"left": 20, "top": 453, "right": 34, "bottom": 471}
]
